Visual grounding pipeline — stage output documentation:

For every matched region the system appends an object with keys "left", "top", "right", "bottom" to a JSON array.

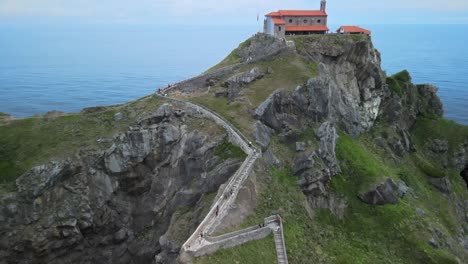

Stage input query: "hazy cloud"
[{"left": 0, "top": 0, "right": 467, "bottom": 24}]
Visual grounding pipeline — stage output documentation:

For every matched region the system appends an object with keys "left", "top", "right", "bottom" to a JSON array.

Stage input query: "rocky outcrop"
[
  {"left": 255, "top": 38, "right": 385, "bottom": 137},
  {"left": 379, "top": 83, "right": 443, "bottom": 131},
  {"left": 358, "top": 178, "right": 408, "bottom": 205},
  {"left": 222, "top": 67, "right": 263, "bottom": 101},
  {"left": 292, "top": 122, "right": 342, "bottom": 215},
  {"left": 236, "top": 34, "right": 289, "bottom": 63},
  {"left": 253, "top": 121, "right": 274, "bottom": 151},
  {"left": 0, "top": 104, "right": 243, "bottom": 264}
]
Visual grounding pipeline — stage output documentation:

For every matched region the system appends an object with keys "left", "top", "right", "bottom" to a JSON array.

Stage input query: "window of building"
[
  {"left": 279, "top": 26, "right": 282, "bottom": 31},
  {"left": 318, "top": 19, "right": 321, "bottom": 23},
  {"left": 289, "top": 19, "right": 293, "bottom": 23},
  {"left": 303, "top": 19, "right": 307, "bottom": 23}
]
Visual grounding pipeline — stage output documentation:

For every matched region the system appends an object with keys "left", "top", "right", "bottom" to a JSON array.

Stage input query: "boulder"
[
  {"left": 429, "top": 177, "right": 452, "bottom": 194},
  {"left": 253, "top": 121, "right": 275, "bottom": 151},
  {"left": 223, "top": 67, "right": 264, "bottom": 101},
  {"left": 296, "top": 142, "right": 306, "bottom": 152},
  {"left": 264, "top": 149, "right": 282, "bottom": 168},
  {"left": 114, "top": 112, "right": 124, "bottom": 121},
  {"left": 429, "top": 139, "right": 449, "bottom": 154},
  {"left": 16, "top": 160, "right": 75, "bottom": 200},
  {"left": 359, "top": 178, "right": 406, "bottom": 205},
  {"left": 138, "top": 103, "right": 172, "bottom": 126}
]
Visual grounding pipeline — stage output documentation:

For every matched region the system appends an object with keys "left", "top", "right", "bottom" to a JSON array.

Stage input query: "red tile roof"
[
  {"left": 272, "top": 17, "right": 286, "bottom": 25},
  {"left": 266, "top": 10, "right": 327, "bottom": 17},
  {"left": 338, "top": 26, "right": 371, "bottom": 35},
  {"left": 266, "top": 12, "right": 281, "bottom": 17},
  {"left": 286, "top": 25, "right": 329, "bottom": 32}
]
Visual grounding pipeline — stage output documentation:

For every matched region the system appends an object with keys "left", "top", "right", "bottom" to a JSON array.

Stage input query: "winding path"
[{"left": 156, "top": 86, "right": 288, "bottom": 264}]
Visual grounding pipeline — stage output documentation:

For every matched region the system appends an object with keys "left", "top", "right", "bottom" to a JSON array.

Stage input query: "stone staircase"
[{"left": 155, "top": 93, "right": 288, "bottom": 264}]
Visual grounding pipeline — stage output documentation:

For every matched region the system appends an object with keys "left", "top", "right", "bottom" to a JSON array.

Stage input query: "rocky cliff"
[{"left": 0, "top": 102, "right": 245, "bottom": 264}]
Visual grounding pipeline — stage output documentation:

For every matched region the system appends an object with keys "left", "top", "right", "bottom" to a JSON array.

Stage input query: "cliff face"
[
  {"left": 0, "top": 103, "right": 243, "bottom": 264},
  {"left": 252, "top": 36, "right": 387, "bottom": 214}
]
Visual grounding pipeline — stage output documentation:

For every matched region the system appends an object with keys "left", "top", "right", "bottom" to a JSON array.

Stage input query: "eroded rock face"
[
  {"left": 0, "top": 104, "right": 243, "bottom": 264},
  {"left": 379, "top": 84, "right": 443, "bottom": 131},
  {"left": 222, "top": 67, "right": 264, "bottom": 101},
  {"left": 256, "top": 39, "right": 385, "bottom": 137},
  {"left": 359, "top": 178, "right": 408, "bottom": 205}
]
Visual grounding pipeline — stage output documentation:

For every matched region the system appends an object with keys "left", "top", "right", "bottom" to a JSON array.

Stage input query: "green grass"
[
  {"left": 386, "top": 70, "right": 411, "bottom": 96},
  {"left": 0, "top": 96, "right": 163, "bottom": 189},
  {"left": 411, "top": 117, "right": 468, "bottom": 151},
  {"left": 214, "top": 140, "right": 246, "bottom": 161},
  {"left": 194, "top": 234, "right": 276, "bottom": 264},
  {"left": 307, "top": 63, "right": 318, "bottom": 76},
  {"left": 321, "top": 132, "right": 461, "bottom": 264},
  {"left": 335, "top": 133, "right": 394, "bottom": 192},
  {"left": 351, "top": 34, "right": 364, "bottom": 41},
  {"left": 412, "top": 154, "right": 446, "bottom": 178}
]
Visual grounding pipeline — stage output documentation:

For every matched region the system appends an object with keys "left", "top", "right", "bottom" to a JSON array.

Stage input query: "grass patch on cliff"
[
  {"left": 242, "top": 54, "right": 315, "bottom": 107},
  {"left": 321, "top": 133, "right": 460, "bottom": 264},
  {"left": 334, "top": 133, "right": 394, "bottom": 192},
  {"left": 411, "top": 117, "right": 468, "bottom": 151},
  {"left": 387, "top": 70, "right": 411, "bottom": 96},
  {"left": 194, "top": 234, "right": 276, "bottom": 264},
  {"left": 0, "top": 96, "right": 163, "bottom": 188},
  {"left": 214, "top": 140, "right": 246, "bottom": 161}
]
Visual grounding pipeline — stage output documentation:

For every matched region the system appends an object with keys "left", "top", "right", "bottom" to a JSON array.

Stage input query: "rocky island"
[{"left": 0, "top": 34, "right": 467, "bottom": 264}]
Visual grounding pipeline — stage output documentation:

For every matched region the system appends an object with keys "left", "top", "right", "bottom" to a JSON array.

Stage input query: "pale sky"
[{"left": 0, "top": 0, "right": 467, "bottom": 25}]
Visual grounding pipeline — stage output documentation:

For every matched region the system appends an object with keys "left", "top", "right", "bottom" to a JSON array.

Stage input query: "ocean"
[{"left": 0, "top": 24, "right": 467, "bottom": 125}]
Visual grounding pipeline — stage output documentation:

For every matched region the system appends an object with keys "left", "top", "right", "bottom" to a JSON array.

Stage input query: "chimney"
[{"left": 320, "top": 0, "right": 327, "bottom": 12}]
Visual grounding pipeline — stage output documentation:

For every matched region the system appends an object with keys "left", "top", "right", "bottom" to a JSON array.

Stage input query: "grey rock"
[
  {"left": 416, "top": 208, "right": 426, "bottom": 216},
  {"left": 264, "top": 149, "right": 282, "bottom": 168},
  {"left": 316, "top": 122, "right": 340, "bottom": 175},
  {"left": 296, "top": 142, "right": 306, "bottom": 152},
  {"left": 236, "top": 33, "right": 288, "bottom": 63},
  {"left": 113, "top": 228, "right": 128, "bottom": 243},
  {"left": 114, "top": 112, "right": 123, "bottom": 121},
  {"left": 429, "top": 177, "right": 452, "bottom": 194},
  {"left": 253, "top": 121, "right": 275, "bottom": 151},
  {"left": 138, "top": 103, "right": 173, "bottom": 126},
  {"left": 428, "top": 238, "right": 440, "bottom": 249},
  {"left": 223, "top": 67, "right": 263, "bottom": 101},
  {"left": 429, "top": 139, "right": 449, "bottom": 154},
  {"left": 16, "top": 160, "right": 75, "bottom": 200},
  {"left": 359, "top": 178, "right": 405, "bottom": 205}
]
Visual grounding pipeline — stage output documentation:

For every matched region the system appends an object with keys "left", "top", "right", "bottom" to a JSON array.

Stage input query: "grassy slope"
[
  {"left": 0, "top": 96, "right": 166, "bottom": 189},
  {"left": 181, "top": 50, "right": 316, "bottom": 138}
]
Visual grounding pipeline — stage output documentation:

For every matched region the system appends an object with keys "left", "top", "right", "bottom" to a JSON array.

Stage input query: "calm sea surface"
[{"left": 0, "top": 24, "right": 466, "bottom": 124}]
